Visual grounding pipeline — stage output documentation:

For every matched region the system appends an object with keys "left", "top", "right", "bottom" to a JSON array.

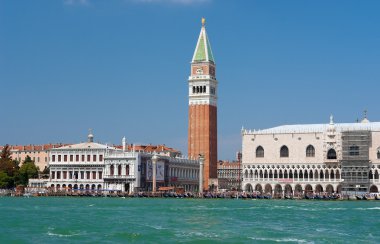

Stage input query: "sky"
[{"left": 1, "top": 0, "right": 380, "bottom": 160}]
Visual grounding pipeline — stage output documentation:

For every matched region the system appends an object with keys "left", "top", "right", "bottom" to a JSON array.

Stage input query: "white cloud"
[{"left": 64, "top": 0, "right": 90, "bottom": 5}]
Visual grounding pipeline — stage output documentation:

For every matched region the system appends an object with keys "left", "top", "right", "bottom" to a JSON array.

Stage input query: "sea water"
[{"left": 0, "top": 197, "right": 379, "bottom": 243}]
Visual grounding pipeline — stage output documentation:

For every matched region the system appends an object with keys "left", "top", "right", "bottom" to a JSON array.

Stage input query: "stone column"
[
  {"left": 152, "top": 154, "right": 158, "bottom": 193},
  {"left": 199, "top": 154, "right": 205, "bottom": 195}
]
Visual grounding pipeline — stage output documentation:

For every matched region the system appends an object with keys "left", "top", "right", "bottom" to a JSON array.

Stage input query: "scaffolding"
[{"left": 341, "top": 130, "right": 371, "bottom": 194}]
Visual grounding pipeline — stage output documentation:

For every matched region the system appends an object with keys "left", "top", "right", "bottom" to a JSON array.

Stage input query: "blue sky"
[{"left": 1, "top": 0, "right": 379, "bottom": 160}]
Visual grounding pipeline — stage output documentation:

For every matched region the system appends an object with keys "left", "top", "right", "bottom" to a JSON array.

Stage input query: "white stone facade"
[{"left": 242, "top": 117, "right": 380, "bottom": 197}]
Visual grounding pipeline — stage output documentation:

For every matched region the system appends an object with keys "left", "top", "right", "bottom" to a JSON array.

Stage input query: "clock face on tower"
[{"left": 196, "top": 67, "right": 203, "bottom": 75}]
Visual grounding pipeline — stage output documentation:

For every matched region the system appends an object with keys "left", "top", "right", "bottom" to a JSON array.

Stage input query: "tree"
[
  {"left": 0, "top": 171, "right": 12, "bottom": 188},
  {"left": 0, "top": 144, "right": 12, "bottom": 162},
  {"left": 18, "top": 157, "right": 39, "bottom": 186}
]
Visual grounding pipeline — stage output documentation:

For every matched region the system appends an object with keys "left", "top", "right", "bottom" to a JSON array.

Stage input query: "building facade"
[
  {"left": 241, "top": 116, "right": 380, "bottom": 198},
  {"left": 47, "top": 134, "right": 200, "bottom": 193},
  {"left": 217, "top": 153, "right": 242, "bottom": 191},
  {"left": 188, "top": 18, "right": 218, "bottom": 190}
]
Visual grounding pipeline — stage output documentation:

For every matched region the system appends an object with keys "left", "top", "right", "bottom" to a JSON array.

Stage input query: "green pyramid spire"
[{"left": 192, "top": 19, "right": 215, "bottom": 63}]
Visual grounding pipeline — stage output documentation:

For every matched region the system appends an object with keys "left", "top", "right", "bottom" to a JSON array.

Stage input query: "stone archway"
[
  {"left": 255, "top": 184, "right": 263, "bottom": 193},
  {"left": 315, "top": 184, "right": 323, "bottom": 194},
  {"left": 274, "top": 184, "right": 282, "bottom": 199},
  {"left": 336, "top": 184, "right": 342, "bottom": 193},
  {"left": 245, "top": 183, "right": 253, "bottom": 192},
  {"left": 284, "top": 184, "right": 293, "bottom": 196},
  {"left": 370, "top": 185, "right": 378, "bottom": 193},
  {"left": 305, "top": 184, "right": 313, "bottom": 196},
  {"left": 294, "top": 184, "right": 303, "bottom": 197},
  {"left": 326, "top": 184, "right": 334, "bottom": 194},
  {"left": 264, "top": 184, "right": 272, "bottom": 195}
]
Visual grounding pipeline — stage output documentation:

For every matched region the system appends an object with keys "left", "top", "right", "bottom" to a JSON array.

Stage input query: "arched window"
[
  {"left": 256, "top": 146, "right": 264, "bottom": 158},
  {"left": 377, "top": 148, "right": 380, "bottom": 159},
  {"left": 192, "top": 86, "right": 195, "bottom": 94},
  {"left": 306, "top": 145, "right": 315, "bottom": 157},
  {"left": 327, "top": 149, "right": 337, "bottom": 159},
  {"left": 349, "top": 145, "right": 359, "bottom": 156},
  {"left": 280, "top": 146, "right": 289, "bottom": 158}
]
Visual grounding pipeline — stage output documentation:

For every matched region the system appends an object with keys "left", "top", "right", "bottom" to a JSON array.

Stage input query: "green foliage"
[
  {"left": 18, "top": 161, "right": 39, "bottom": 186},
  {"left": 0, "top": 171, "right": 12, "bottom": 188},
  {"left": 0, "top": 144, "right": 12, "bottom": 162}
]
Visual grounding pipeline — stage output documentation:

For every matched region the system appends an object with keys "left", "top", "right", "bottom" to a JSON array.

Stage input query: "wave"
[
  {"left": 249, "top": 237, "right": 313, "bottom": 243},
  {"left": 47, "top": 231, "right": 82, "bottom": 238}
]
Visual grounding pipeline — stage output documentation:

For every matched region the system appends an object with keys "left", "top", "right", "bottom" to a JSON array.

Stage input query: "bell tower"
[{"left": 188, "top": 18, "right": 218, "bottom": 190}]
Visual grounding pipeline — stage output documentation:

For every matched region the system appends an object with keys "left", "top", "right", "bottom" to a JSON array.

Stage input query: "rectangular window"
[
  {"left": 92, "top": 171, "right": 96, "bottom": 179},
  {"left": 57, "top": 171, "right": 61, "bottom": 179},
  {"left": 63, "top": 171, "right": 67, "bottom": 179},
  {"left": 45, "top": 157, "right": 47, "bottom": 162},
  {"left": 51, "top": 171, "right": 55, "bottom": 179},
  {"left": 87, "top": 155, "right": 91, "bottom": 162},
  {"left": 70, "top": 155, "right": 73, "bottom": 162},
  {"left": 99, "top": 155, "right": 103, "bottom": 161},
  {"left": 64, "top": 155, "right": 67, "bottom": 162},
  {"left": 93, "top": 155, "right": 97, "bottom": 162},
  {"left": 69, "top": 172, "right": 72, "bottom": 179},
  {"left": 98, "top": 171, "right": 102, "bottom": 179},
  {"left": 76, "top": 155, "right": 79, "bottom": 162},
  {"left": 58, "top": 155, "right": 61, "bottom": 162},
  {"left": 80, "top": 171, "right": 84, "bottom": 179},
  {"left": 82, "top": 155, "right": 85, "bottom": 162},
  {"left": 37, "top": 157, "right": 40, "bottom": 162},
  {"left": 52, "top": 155, "right": 56, "bottom": 162},
  {"left": 86, "top": 171, "right": 90, "bottom": 179}
]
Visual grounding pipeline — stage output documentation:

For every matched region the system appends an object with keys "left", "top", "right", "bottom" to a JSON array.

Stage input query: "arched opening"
[
  {"left": 269, "top": 170, "right": 273, "bottom": 179},
  {"left": 126, "top": 165, "right": 130, "bottom": 176},
  {"left": 74, "top": 184, "right": 78, "bottom": 192},
  {"left": 284, "top": 184, "right": 293, "bottom": 196},
  {"left": 326, "top": 184, "right": 334, "bottom": 194},
  {"left": 274, "top": 184, "right": 282, "bottom": 198},
  {"left": 289, "top": 170, "right": 293, "bottom": 179},
  {"left": 68, "top": 184, "right": 72, "bottom": 191},
  {"left": 336, "top": 185, "right": 342, "bottom": 193},
  {"left": 377, "top": 148, "right": 380, "bottom": 159},
  {"left": 279, "top": 170, "right": 283, "bottom": 178},
  {"left": 369, "top": 170, "right": 373, "bottom": 179},
  {"left": 314, "top": 170, "right": 318, "bottom": 180},
  {"left": 327, "top": 149, "right": 337, "bottom": 159},
  {"left": 315, "top": 184, "right": 323, "bottom": 194},
  {"left": 370, "top": 185, "right": 378, "bottom": 193},
  {"left": 245, "top": 184, "right": 253, "bottom": 192},
  {"left": 256, "top": 146, "right": 264, "bottom": 158},
  {"left": 330, "top": 170, "right": 335, "bottom": 180},
  {"left": 336, "top": 169, "right": 340, "bottom": 179},
  {"left": 306, "top": 145, "right": 315, "bottom": 157},
  {"left": 254, "top": 170, "right": 258, "bottom": 179},
  {"left": 295, "top": 184, "right": 303, "bottom": 196},
  {"left": 375, "top": 170, "right": 379, "bottom": 180},
  {"left": 91, "top": 184, "right": 96, "bottom": 191},
  {"left": 118, "top": 165, "right": 122, "bottom": 176},
  {"left": 299, "top": 170, "right": 303, "bottom": 179},
  {"left": 85, "top": 184, "right": 90, "bottom": 192},
  {"left": 62, "top": 184, "right": 66, "bottom": 191},
  {"left": 305, "top": 184, "right": 313, "bottom": 195},
  {"left": 97, "top": 184, "right": 102, "bottom": 191},
  {"left": 284, "top": 170, "right": 288, "bottom": 179},
  {"left": 244, "top": 170, "right": 248, "bottom": 179},
  {"left": 255, "top": 184, "right": 263, "bottom": 193},
  {"left": 274, "top": 170, "right": 278, "bottom": 179},
  {"left": 320, "top": 171, "right": 324, "bottom": 180},
  {"left": 264, "top": 184, "right": 272, "bottom": 194},
  {"left": 264, "top": 170, "right": 268, "bottom": 179},
  {"left": 280, "top": 146, "right": 289, "bottom": 158},
  {"left": 259, "top": 170, "right": 263, "bottom": 179}
]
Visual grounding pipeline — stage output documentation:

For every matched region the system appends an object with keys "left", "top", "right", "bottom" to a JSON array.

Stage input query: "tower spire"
[{"left": 192, "top": 18, "right": 214, "bottom": 63}]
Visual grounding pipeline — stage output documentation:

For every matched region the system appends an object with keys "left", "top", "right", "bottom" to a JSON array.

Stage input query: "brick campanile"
[{"left": 188, "top": 18, "right": 218, "bottom": 191}]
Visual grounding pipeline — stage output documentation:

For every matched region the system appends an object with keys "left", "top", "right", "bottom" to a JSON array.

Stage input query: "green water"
[{"left": 0, "top": 198, "right": 379, "bottom": 243}]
